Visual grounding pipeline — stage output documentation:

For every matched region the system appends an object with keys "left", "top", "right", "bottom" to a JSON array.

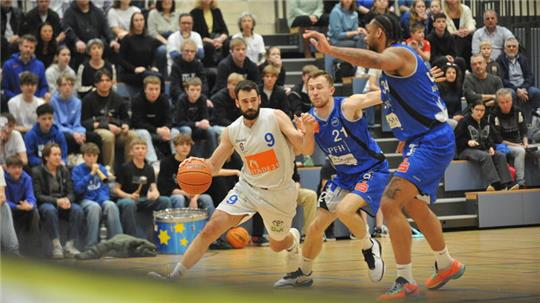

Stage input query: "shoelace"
[
  {"left": 386, "top": 277, "right": 409, "bottom": 294},
  {"left": 283, "top": 268, "right": 304, "bottom": 279},
  {"left": 362, "top": 247, "right": 376, "bottom": 269}
]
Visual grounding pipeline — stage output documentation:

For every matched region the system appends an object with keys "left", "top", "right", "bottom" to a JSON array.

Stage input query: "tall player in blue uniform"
[
  {"left": 305, "top": 15, "right": 465, "bottom": 300},
  {"left": 274, "top": 70, "right": 389, "bottom": 288}
]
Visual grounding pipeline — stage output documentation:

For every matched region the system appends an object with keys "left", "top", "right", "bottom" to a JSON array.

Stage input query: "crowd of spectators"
[{"left": 1, "top": 0, "right": 539, "bottom": 257}]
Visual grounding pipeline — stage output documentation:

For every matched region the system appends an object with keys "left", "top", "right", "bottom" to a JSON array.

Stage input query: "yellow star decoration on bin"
[
  {"left": 174, "top": 223, "right": 185, "bottom": 233},
  {"left": 158, "top": 229, "right": 170, "bottom": 245},
  {"left": 180, "top": 238, "right": 188, "bottom": 246}
]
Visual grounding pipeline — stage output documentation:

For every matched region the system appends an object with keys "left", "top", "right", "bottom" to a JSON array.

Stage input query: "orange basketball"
[
  {"left": 226, "top": 227, "right": 250, "bottom": 249},
  {"left": 177, "top": 159, "right": 213, "bottom": 195}
]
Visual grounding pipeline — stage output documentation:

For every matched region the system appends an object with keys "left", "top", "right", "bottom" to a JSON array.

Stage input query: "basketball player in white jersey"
[{"left": 150, "top": 80, "right": 311, "bottom": 281}]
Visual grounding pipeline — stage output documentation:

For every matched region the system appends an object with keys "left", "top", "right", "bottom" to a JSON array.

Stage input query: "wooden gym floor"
[{"left": 2, "top": 226, "right": 540, "bottom": 302}]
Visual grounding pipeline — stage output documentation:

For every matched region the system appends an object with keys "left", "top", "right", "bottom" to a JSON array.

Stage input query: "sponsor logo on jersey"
[
  {"left": 245, "top": 149, "right": 279, "bottom": 175},
  {"left": 397, "top": 158, "right": 410, "bottom": 173},
  {"left": 355, "top": 182, "right": 368, "bottom": 193}
]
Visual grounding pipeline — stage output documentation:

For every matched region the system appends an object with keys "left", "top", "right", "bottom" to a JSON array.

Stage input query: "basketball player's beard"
[{"left": 242, "top": 108, "right": 260, "bottom": 120}]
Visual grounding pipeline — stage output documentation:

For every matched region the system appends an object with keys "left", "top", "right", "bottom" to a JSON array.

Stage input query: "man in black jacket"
[
  {"left": 1, "top": 0, "right": 24, "bottom": 63},
  {"left": 132, "top": 75, "right": 177, "bottom": 168},
  {"left": 427, "top": 13, "right": 466, "bottom": 73},
  {"left": 169, "top": 39, "right": 208, "bottom": 102},
  {"left": 174, "top": 77, "right": 217, "bottom": 156},
  {"left": 33, "top": 143, "right": 83, "bottom": 259},
  {"left": 259, "top": 65, "right": 290, "bottom": 117},
  {"left": 62, "top": 0, "right": 119, "bottom": 68},
  {"left": 212, "top": 37, "right": 260, "bottom": 94},
  {"left": 22, "top": 0, "right": 63, "bottom": 41},
  {"left": 455, "top": 100, "right": 515, "bottom": 191},
  {"left": 81, "top": 69, "right": 138, "bottom": 173},
  {"left": 490, "top": 88, "right": 540, "bottom": 188},
  {"left": 496, "top": 37, "right": 540, "bottom": 124},
  {"left": 288, "top": 65, "right": 320, "bottom": 117},
  {"left": 209, "top": 73, "right": 243, "bottom": 133}
]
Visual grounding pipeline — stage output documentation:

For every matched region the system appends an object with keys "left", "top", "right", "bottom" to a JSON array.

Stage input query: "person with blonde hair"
[
  {"left": 441, "top": 0, "right": 475, "bottom": 66},
  {"left": 190, "top": 0, "right": 229, "bottom": 67}
]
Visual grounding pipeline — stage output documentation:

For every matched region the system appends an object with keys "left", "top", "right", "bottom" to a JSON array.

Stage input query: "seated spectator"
[
  {"left": 359, "top": 0, "right": 395, "bottom": 27},
  {"left": 258, "top": 46, "right": 286, "bottom": 87},
  {"left": 118, "top": 12, "right": 161, "bottom": 88},
  {"left": 166, "top": 13, "right": 204, "bottom": 75},
  {"left": 455, "top": 101, "right": 516, "bottom": 191},
  {"left": 4, "top": 155, "right": 39, "bottom": 253},
  {"left": 427, "top": 12, "right": 466, "bottom": 74},
  {"left": 113, "top": 139, "right": 171, "bottom": 237},
  {"left": 22, "top": 0, "right": 63, "bottom": 42},
  {"left": 131, "top": 76, "right": 177, "bottom": 169},
  {"left": 400, "top": 0, "right": 428, "bottom": 39},
  {"left": 169, "top": 39, "right": 208, "bottom": 102},
  {"left": 190, "top": 0, "right": 229, "bottom": 67},
  {"left": 213, "top": 37, "right": 260, "bottom": 94},
  {"left": 479, "top": 40, "right": 502, "bottom": 78},
  {"left": 76, "top": 39, "right": 117, "bottom": 99},
  {"left": 289, "top": 65, "right": 320, "bottom": 116},
  {"left": 441, "top": 0, "right": 475, "bottom": 67},
  {"left": 24, "top": 103, "right": 68, "bottom": 167},
  {"left": 72, "top": 143, "right": 123, "bottom": 250},
  {"left": 0, "top": 0, "right": 24, "bottom": 64},
  {"left": 438, "top": 63, "right": 463, "bottom": 128},
  {"left": 157, "top": 134, "right": 215, "bottom": 216},
  {"left": 426, "top": 0, "right": 441, "bottom": 34},
  {"left": 496, "top": 37, "right": 540, "bottom": 124},
  {"left": 51, "top": 74, "right": 102, "bottom": 156},
  {"left": 0, "top": 113, "right": 28, "bottom": 166},
  {"left": 33, "top": 143, "right": 83, "bottom": 259},
  {"left": 491, "top": 88, "right": 540, "bottom": 189},
  {"left": 2, "top": 35, "right": 50, "bottom": 100},
  {"left": 107, "top": 0, "right": 140, "bottom": 41},
  {"left": 405, "top": 22, "right": 431, "bottom": 64},
  {"left": 288, "top": 0, "right": 327, "bottom": 58},
  {"left": 232, "top": 12, "right": 265, "bottom": 65},
  {"left": 325, "top": 0, "right": 363, "bottom": 78},
  {"left": 0, "top": 166, "right": 20, "bottom": 255},
  {"left": 8, "top": 72, "right": 45, "bottom": 134},
  {"left": 147, "top": 0, "right": 179, "bottom": 77},
  {"left": 63, "top": 0, "right": 119, "bottom": 69},
  {"left": 471, "top": 10, "right": 514, "bottom": 62},
  {"left": 35, "top": 22, "right": 57, "bottom": 68},
  {"left": 45, "top": 46, "right": 77, "bottom": 93},
  {"left": 259, "top": 65, "right": 290, "bottom": 116},
  {"left": 463, "top": 54, "right": 503, "bottom": 108},
  {"left": 175, "top": 77, "right": 218, "bottom": 156},
  {"left": 81, "top": 69, "right": 137, "bottom": 172},
  {"left": 210, "top": 73, "right": 244, "bottom": 133}
]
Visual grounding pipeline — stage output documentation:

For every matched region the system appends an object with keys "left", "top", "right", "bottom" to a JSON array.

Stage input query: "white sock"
[
  {"left": 52, "top": 238, "right": 62, "bottom": 249},
  {"left": 396, "top": 263, "right": 415, "bottom": 284},
  {"left": 300, "top": 257, "right": 313, "bottom": 274},
  {"left": 360, "top": 233, "right": 373, "bottom": 251},
  {"left": 434, "top": 246, "right": 454, "bottom": 270},
  {"left": 171, "top": 263, "right": 187, "bottom": 278}
]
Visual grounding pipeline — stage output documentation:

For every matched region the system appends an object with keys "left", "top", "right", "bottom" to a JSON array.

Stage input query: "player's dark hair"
[
  {"left": 234, "top": 80, "right": 259, "bottom": 98},
  {"left": 373, "top": 14, "right": 402, "bottom": 46}
]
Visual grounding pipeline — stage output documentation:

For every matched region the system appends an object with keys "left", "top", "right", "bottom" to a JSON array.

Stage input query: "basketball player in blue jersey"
[
  {"left": 274, "top": 71, "right": 389, "bottom": 288},
  {"left": 305, "top": 15, "right": 465, "bottom": 300}
]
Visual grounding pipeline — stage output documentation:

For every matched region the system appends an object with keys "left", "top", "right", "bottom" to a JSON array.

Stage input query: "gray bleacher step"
[
  {"left": 285, "top": 71, "right": 303, "bottom": 86},
  {"left": 282, "top": 58, "right": 323, "bottom": 70},
  {"left": 375, "top": 138, "right": 399, "bottom": 152},
  {"left": 383, "top": 153, "right": 402, "bottom": 169}
]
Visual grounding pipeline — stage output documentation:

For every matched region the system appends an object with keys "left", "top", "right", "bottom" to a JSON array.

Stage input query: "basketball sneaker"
[
  {"left": 273, "top": 268, "right": 313, "bottom": 288},
  {"left": 286, "top": 228, "right": 301, "bottom": 272},
  {"left": 377, "top": 277, "right": 419, "bottom": 301},
  {"left": 424, "top": 259, "right": 465, "bottom": 289},
  {"left": 362, "top": 238, "right": 385, "bottom": 282}
]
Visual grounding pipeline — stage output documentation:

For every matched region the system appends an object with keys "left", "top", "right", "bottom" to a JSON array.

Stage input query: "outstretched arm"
[
  {"left": 303, "top": 30, "right": 412, "bottom": 75},
  {"left": 342, "top": 91, "right": 383, "bottom": 120}
]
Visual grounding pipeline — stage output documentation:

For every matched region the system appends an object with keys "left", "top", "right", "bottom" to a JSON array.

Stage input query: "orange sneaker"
[
  {"left": 425, "top": 259, "right": 465, "bottom": 290},
  {"left": 377, "top": 277, "right": 420, "bottom": 301}
]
